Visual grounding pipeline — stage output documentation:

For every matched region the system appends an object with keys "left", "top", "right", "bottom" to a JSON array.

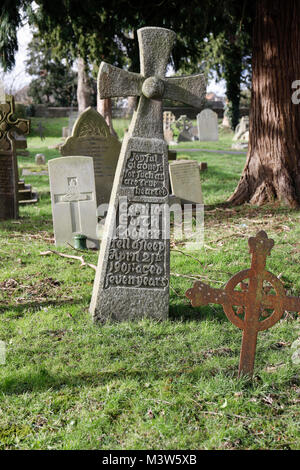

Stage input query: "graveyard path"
[{"left": 170, "top": 148, "right": 247, "bottom": 155}]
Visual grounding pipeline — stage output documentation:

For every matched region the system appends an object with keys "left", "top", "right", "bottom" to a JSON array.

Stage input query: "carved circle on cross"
[
  {"left": 223, "top": 268, "right": 286, "bottom": 331},
  {"left": 142, "top": 77, "right": 165, "bottom": 99}
]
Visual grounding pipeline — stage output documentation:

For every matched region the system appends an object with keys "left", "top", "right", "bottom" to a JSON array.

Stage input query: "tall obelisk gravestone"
[
  {"left": 90, "top": 27, "right": 206, "bottom": 322},
  {"left": 0, "top": 87, "right": 30, "bottom": 219}
]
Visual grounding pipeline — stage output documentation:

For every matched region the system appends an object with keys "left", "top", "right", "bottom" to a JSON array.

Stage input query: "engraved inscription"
[
  {"left": 104, "top": 201, "right": 168, "bottom": 289},
  {"left": 54, "top": 177, "right": 93, "bottom": 203},
  {"left": 122, "top": 151, "right": 168, "bottom": 197},
  {"left": 0, "top": 155, "right": 13, "bottom": 195}
]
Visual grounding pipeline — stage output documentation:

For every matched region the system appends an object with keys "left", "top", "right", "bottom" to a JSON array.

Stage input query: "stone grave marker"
[
  {"left": 169, "top": 160, "right": 203, "bottom": 204},
  {"left": 0, "top": 92, "right": 30, "bottom": 219},
  {"left": 89, "top": 26, "right": 206, "bottom": 322},
  {"left": 48, "top": 156, "right": 99, "bottom": 249},
  {"left": 35, "top": 153, "right": 46, "bottom": 165},
  {"left": 163, "top": 111, "right": 175, "bottom": 143},
  {"left": 60, "top": 107, "right": 121, "bottom": 207},
  {"left": 174, "top": 115, "right": 197, "bottom": 142},
  {"left": 232, "top": 116, "right": 249, "bottom": 150},
  {"left": 197, "top": 108, "right": 218, "bottom": 141}
]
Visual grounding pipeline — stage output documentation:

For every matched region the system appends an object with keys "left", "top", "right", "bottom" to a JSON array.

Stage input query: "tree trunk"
[
  {"left": 97, "top": 96, "right": 118, "bottom": 138},
  {"left": 126, "top": 96, "right": 137, "bottom": 118},
  {"left": 224, "top": 44, "right": 242, "bottom": 130},
  {"left": 229, "top": 0, "right": 300, "bottom": 208},
  {"left": 77, "top": 57, "right": 91, "bottom": 113}
]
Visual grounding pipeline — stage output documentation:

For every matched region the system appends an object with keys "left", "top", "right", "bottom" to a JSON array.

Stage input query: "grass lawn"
[{"left": 0, "top": 117, "right": 299, "bottom": 450}]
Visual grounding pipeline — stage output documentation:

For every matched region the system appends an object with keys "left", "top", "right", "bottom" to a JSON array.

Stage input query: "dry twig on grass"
[{"left": 40, "top": 250, "right": 97, "bottom": 271}]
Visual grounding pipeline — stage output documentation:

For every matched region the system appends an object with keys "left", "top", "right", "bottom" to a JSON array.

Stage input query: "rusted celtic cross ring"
[{"left": 186, "top": 231, "right": 300, "bottom": 376}]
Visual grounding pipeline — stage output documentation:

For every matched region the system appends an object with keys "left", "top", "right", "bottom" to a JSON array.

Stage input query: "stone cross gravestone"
[
  {"left": 197, "top": 108, "right": 218, "bottom": 141},
  {"left": 48, "top": 156, "right": 99, "bottom": 249},
  {"left": 89, "top": 26, "right": 206, "bottom": 322},
  {"left": 169, "top": 160, "right": 203, "bottom": 204},
  {"left": 60, "top": 107, "right": 121, "bottom": 207},
  {"left": 163, "top": 111, "right": 175, "bottom": 143},
  {"left": 174, "top": 115, "right": 197, "bottom": 142},
  {"left": 0, "top": 93, "right": 30, "bottom": 219}
]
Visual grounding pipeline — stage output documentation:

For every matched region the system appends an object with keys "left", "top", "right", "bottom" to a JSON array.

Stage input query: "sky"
[{"left": 1, "top": 24, "right": 226, "bottom": 97}]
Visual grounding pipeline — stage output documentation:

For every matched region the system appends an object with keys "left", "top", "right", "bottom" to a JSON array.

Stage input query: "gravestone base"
[{"left": 0, "top": 151, "right": 19, "bottom": 219}]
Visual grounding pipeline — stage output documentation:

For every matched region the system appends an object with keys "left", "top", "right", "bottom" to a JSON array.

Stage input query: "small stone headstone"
[
  {"left": 197, "top": 108, "right": 218, "bottom": 141},
  {"left": 174, "top": 115, "right": 196, "bottom": 142},
  {"left": 60, "top": 107, "right": 121, "bottom": 208},
  {"left": 233, "top": 116, "right": 249, "bottom": 142},
  {"left": 169, "top": 160, "right": 203, "bottom": 204},
  {"left": 48, "top": 156, "right": 99, "bottom": 249},
  {"left": 35, "top": 153, "right": 46, "bottom": 165}
]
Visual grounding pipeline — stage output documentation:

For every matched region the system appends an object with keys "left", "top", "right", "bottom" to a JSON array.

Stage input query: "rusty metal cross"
[{"left": 186, "top": 231, "right": 300, "bottom": 377}]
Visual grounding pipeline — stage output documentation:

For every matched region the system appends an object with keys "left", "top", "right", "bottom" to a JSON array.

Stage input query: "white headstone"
[
  {"left": 48, "top": 156, "right": 99, "bottom": 249},
  {"left": 197, "top": 109, "right": 218, "bottom": 141},
  {"left": 169, "top": 160, "right": 203, "bottom": 203}
]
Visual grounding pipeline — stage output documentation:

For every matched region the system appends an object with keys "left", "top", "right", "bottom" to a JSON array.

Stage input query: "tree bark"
[
  {"left": 229, "top": 0, "right": 300, "bottom": 207},
  {"left": 77, "top": 57, "right": 92, "bottom": 113},
  {"left": 97, "top": 96, "right": 118, "bottom": 138},
  {"left": 126, "top": 96, "right": 137, "bottom": 118}
]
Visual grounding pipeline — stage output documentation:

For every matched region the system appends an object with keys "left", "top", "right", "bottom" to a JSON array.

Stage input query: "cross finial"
[
  {"left": 0, "top": 95, "right": 30, "bottom": 151},
  {"left": 98, "top": 27, "right": 206, "bottom": 139}
]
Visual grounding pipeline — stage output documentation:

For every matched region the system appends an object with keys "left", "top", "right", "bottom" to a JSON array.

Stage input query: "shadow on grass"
[
  {"left": 169, "top": 304, "right": 226, "bottom": 323},
  {"left": 1, "top": 361, "right": 238, "bottom": 396},
  {"left": 0, "top": 297, "right": 90, "bottom": 317}
]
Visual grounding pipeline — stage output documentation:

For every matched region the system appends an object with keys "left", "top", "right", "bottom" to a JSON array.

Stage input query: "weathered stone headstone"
[
  {"left": 233, "top": 116, "right": 249, "bottom": 142},
  {"left": 197, "top": 108, "right": 218, "bottom": 141},
  {"left": 174, "top": 115, "right": 197, "bottom": 142},
  {"left": 0, "top": 93, "right": 30, "bottom": 219},
  {"left": 232, "top": 116, "right": 249, "bottom": 149},
  {"left": 169, "top": 160, "right": 203, "bottom": 204},
  {"left": 89, "top": 26, "right": 206, "bottom": 322},
  {"left": 60, "top": 107, "right": 121, "bottom": 207},
  {"left": 35, "top": 153, "right": 46, "bottom": 165},
  {"left": 48, "top": 156, "right": 99, "bottom": 249}
]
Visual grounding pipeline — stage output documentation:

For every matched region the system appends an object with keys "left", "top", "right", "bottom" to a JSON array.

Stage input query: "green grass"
[{"left": 0, "top": 117, "right": 299, "bottom": 450}]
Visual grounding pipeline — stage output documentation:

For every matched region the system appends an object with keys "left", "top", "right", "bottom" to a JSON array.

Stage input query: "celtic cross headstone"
[
  {"left": 0, "top": 91, "right": 30, "bottom": 219},
  {"left": 90, "top": 27, "right": 206, "bottom": 322}
]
